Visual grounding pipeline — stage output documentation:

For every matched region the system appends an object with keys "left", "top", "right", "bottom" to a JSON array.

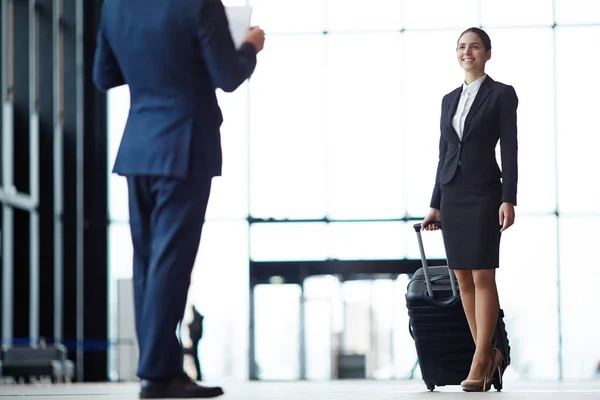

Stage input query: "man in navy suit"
[{"left": 93, "top": 0, "right": 264, "bottom": 398}]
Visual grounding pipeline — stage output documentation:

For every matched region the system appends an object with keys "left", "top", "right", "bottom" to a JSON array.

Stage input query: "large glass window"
[
  {"left": 496, "top": 216, "right": 560, "bottom": 380},
  {"left": 250, "top": 222, "right": 329, "bottom": 261},
  {"left": 248, "top": 35, "right": 327, "bottom": 219},
  {"left": 400, "top": 30, "right": 464, "bottom": 217},
  {"left": 249, "top": 0, "right": 325, "bottom": 34},
  {"left": 251, "top": 221, "right": 412, "bottom": 261},
  {"left": 107, "top": 86, "right": 131, "bottom": 223},
  {"left": 559, "top": 216, "right": 600, "bottom": 380},
  {"left": 107, "top": 0, "right": 600, "bottom": 382},
  {"left": 206, "top": 88, "right": 250, "bottom": 220},
  {"left": 485, "top": 28, "right": 556, "bottom": 214},
  {"left": 555, "top": 0, "right": 600, "bottom": 25},
  {"left": 555, "top": 27, "right": 600, "bottom": 214},
  {"left": 254, "top": 284, "right": 301, "bottom": 380},
  {"left": 325, "top": 33, "right": 404, "bottom": 219},
  {"left": 326, "top": 0, "right": 402, "bottom": 32},
  {"left": 402, "top": 0, "right": 478, "bottom": 30},
  {"left": 481, "top": 0, "right": 553, "bottom": 27},
  {"left": 189, "top": 221, "right": 250, "bottom": 378}
]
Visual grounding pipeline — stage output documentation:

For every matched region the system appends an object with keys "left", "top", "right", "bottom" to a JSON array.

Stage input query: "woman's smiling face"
[{"left": 456, "top": 31, "right": 491, "bottom": 73}]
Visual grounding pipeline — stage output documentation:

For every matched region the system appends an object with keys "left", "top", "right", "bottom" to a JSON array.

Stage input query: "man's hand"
[
  {"left": 243, "top": 26, "right": 265, "bottom": 54},
  {"left": 499, "top": 202, "right": 515, "bottom": 233}
]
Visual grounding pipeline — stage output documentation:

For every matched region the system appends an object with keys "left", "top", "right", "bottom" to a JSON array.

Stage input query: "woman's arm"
[
  {"left": 499, "top": 85, "right": 519, "bottom": 205},
  {"left": 430, "top": 100, "right": 448, "bottom": 209}
]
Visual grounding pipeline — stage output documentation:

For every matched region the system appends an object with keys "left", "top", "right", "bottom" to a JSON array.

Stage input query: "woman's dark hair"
[{"left": 457, "top": 27, "right": 492, "bottom": 52}]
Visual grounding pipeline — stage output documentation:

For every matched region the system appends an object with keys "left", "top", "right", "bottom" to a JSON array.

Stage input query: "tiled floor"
[{"left": 1, "top": 380, "right": 599, "bottom": 399}]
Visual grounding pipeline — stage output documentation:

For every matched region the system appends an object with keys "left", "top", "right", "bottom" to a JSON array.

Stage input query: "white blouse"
[{"left": 452, "top": 74, "right": 487, "bottom": 140}]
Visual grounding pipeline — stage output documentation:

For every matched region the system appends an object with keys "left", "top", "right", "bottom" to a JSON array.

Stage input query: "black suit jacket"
[{"left": 430, "top": 76, "right": 519, "bottom": 209}]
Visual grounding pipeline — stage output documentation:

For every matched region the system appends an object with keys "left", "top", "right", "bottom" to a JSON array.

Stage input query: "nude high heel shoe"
[
  {"left": 490, "top": 348, "right": 505, "bottom": 391},
  {"left": 460, "top": 351, "right": 495, "bottom": 392}
]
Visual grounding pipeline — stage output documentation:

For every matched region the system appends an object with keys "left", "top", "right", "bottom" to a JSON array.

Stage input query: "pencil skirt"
[{"left": 440, "top": 167, "right": 502, "bottom": 270}]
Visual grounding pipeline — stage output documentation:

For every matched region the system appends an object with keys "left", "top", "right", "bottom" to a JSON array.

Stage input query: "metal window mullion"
[
  {"left": 2, "top": 0, "right": 13, "bottom": 104},
  {"left": 1, "top": 0, "right": 15, "bottom": 350},
  {"left": 53, "top": 0, "right": 64, "bottom": 346},
  {"left": 299, "top": 282, "right": 306, "bottom": 381},
  {"left": 75, "top": 0, "right": 85, "bottom": 382},
  {"left": 28, "top": 0, "right": 40, "bottom": 348},
  {"left": 0, "top": 190, "right": 36, "bottom": 209}
]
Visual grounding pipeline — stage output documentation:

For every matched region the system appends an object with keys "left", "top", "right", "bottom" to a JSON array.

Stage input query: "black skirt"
[{"left": 440, "top": 167, "right": 502, "bottom": 270}]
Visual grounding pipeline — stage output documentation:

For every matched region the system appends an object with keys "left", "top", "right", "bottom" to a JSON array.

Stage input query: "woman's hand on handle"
[
  {"left": 499, "top": 202, "right": 515, "bottom": 232},
  {"left": 421, "top": 208, "right": 441, "bottom": 231}
]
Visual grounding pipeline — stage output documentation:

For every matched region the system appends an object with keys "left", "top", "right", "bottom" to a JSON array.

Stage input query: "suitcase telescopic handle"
[
  {"left": 412, "top": 222, "right": 458, "bottom": 298},
  {"left": 413, "top": 222, "right": 442, "bottom": 232}
]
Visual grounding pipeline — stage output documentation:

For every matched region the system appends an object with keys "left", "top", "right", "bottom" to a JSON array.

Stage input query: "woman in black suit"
[{"left": 421, "top": 27, "right": 518, "bottom": 392}]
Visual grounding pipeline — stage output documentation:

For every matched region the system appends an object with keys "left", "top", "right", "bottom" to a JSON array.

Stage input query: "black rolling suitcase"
[{"left": 406, "top": 222, "right": 510, "bottom": 392}]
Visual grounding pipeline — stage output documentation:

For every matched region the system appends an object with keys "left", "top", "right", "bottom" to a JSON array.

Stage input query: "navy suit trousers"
[{"left": 126, "top": 174, "right": 212, "bottom": 379}]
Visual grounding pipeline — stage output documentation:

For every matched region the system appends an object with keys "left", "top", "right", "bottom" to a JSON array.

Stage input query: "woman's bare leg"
[
  {"left": 468, "top": 268, "right": 499, "bottom": 379},
  {"left": 453, "top": 270, "right": 477, "bottom": 344}
]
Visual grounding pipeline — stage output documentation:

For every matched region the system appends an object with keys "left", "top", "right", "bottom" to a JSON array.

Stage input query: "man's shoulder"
[{"left": 101, "top": 0, "right": 204, "bottom": 18}]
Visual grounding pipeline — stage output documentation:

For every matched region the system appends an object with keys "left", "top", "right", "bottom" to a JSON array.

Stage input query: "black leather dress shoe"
[{"left": 139, "top": 375, "right": 224, "bottom": 399}]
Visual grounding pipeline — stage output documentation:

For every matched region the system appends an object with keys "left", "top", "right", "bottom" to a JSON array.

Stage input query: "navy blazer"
[
  {"left": 93, "top": 0, "right": 257, "bottom": 178},
  {"left": 430, "top": 76, "right": 519, "bottom": 209}
]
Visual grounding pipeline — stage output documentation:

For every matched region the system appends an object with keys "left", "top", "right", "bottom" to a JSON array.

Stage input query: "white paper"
[{"left": 225, "top": 6, "right": 253, "bottom": 48}]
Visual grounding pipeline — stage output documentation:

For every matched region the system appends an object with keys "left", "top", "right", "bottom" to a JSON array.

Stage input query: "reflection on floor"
[{"left": 1, "top": 379, "right": 600, "bottom": 400}]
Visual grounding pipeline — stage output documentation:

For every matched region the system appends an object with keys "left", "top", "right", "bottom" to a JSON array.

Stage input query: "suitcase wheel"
[{"left": 425, "top": 382, "right": 435, "bottom": 392}]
